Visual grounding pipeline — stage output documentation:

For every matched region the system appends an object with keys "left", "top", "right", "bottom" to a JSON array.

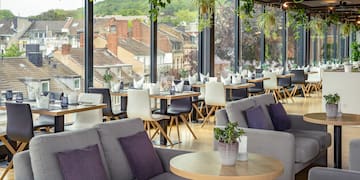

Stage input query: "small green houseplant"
[
  {"left": 323, "top": 93, "right": 340, "bottom": 118},
  {"left": 103, "top": 70, "right": 113, "bottom": 88},
  {"left": 214, "top": 122, "right": 245, "bottom": 166}
]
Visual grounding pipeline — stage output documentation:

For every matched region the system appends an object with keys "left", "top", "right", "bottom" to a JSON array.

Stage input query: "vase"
[
  {"left": 326, "top": 103, "right": 338, "bottom": 118},
  {"left": 238, "top": 136, "right": 248, "bottom": 161},
  {"left": 344, "top": 64, "right": 352, "bottom": 72},
  {"left": 218, "top": 141, "right": 239, "bottom": 166}
]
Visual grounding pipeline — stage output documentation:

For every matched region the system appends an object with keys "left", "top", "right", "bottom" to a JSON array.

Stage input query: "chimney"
[
  {"left": 107, "top": 33, "right": 118, "bottom": 56},
  {"left": 132, "top": 20, "right": 141, "bottom": 41},
  {"left": 62, "top": 44, "right": 71, "bottom": 55},
  {"left": 79, "top": 32, "right": 85, "bottom": 48},
  {"left": 28, "top": 52, "right": 43, "bottom": 67}
]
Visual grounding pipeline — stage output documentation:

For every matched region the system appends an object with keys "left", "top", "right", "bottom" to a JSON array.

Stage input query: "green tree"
[
  {"left": 29, "top": 9, "right": 80, "bottom": 20},
  {"left": 4, "top": 44, "right": 23, "bottom": 57},
  {"left": 173, "top": 10, "right": 197, "bottom": 25},
  {"left": 0, "top": 10, "right": 15, "bottom": 20}
]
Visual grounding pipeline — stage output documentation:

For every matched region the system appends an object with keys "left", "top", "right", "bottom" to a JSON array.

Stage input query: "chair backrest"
[
  {"left": 291, "top": 70, "right": 306, "bottom": 84},
  {"left": 127, "top": 89, "right": 152, "bottom": 120},
  {"left": 307, "top": 72, "right": 321, "bottom": 82},
  {"left": 6, "top": 103, "right": 34, "bottom": 142},
  {"left": 71, "top": 93, "right": 103, "bottom": 130},
  {"left": 205, "top": 82, "right": 226, "bottom": 106},
  {"left": 263, "top": 71, "right": 278, "bottom": 89},
  {"left": 169, "top": 85, "right": 193, "bottom": 113},
  {"left": 88, "top": 88, "right": 113, "bottom": 116}
]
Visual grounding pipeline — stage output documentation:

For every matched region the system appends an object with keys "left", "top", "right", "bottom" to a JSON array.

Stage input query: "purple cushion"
[
  {"left": 118, "top": 131, "right": 164, "bottom": 180},
  {"left": 268, "top": 103, "right": 291, "bottom": 131},
  {"left": 56, "top": 144, "right": 107, "bottom": 180},
  {"left": 245, "top": 106, "right": 270, "bottom": 130}
]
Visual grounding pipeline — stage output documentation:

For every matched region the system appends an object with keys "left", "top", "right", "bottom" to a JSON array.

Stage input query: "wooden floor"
[{"left": 1, "top": 91, "right": 359, "bottom": 180}]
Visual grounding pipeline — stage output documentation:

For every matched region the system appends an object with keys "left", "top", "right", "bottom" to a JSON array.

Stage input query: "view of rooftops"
[{"left": 0, "top": 0, "right": 357, "bottom": 96}]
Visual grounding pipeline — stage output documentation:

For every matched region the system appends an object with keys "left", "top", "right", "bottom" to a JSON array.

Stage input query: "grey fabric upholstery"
[
  {"left": 215, "top": 94, "right": 330, "bottom": 180},
  {"left": 287, "top": 129, "right": 331, "bottom": 151},
  {"left": 150, "top": 172, "right": 187, "bottom": 180},
  {"left": 350, "top": 139, "right": 360, "bottom": 171},
  {"left": 29, "top": 128, "right": 111, "bottom": 180},
  {"left": 155, "top": 148, "right": 191, "bottom": 172},
  {"left": 308, "top": 167, "right": 360, "bottom": 180},
  {"left": 14, "top": 118, "right": 188, "bottom": 180},
  {"left": 95, "top": 118, "right": 145, "bottom": 180},
  {"left": 13, "top": 151, "right": 34, "bottom": 180},
  {"left": 225, "top": 98, "right": 255, "bottom": 127},
  {"left": 294, "top": 137, "right": 319, "bottom": 163},
  {"left": 250, "top": 94, "right": 275, "bottom": 130},
  {"left": 308, "top": 139, "right": 360, "bottom": 179}
]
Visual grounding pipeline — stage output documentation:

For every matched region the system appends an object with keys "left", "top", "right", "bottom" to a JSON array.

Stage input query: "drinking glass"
[{"left": 15, "top": 92, "right": 23, "bottom": 103}]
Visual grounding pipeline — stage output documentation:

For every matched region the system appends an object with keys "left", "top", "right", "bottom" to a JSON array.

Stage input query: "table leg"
[
  {"left": 192, "top": 87, "right": 200, "bottom": 123},
  {"left": 334, "top": 126, "right": 342, "bottom": 168},
  {"left": 159, "top": 99, "right": 168, "bottom": 145},
  {"left": 120, "top": 96, "right": 127, "bottom": 111},
  {"left": 54, "top": 115, "right": 65, "bottom": 133}
]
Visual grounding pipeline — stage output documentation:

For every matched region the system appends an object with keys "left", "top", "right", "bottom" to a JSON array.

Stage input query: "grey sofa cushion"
[
  {"left": 29, "top": 128, "right": 110, "bottom": 180},
  {"left": 225, "top": 98, "right": 256, "bottom": 127},
  {"left": 294, "top": 136, "right": 320, "bottom": 163},
  {"left": 150, "top": 172, "right": 188, "bottom": 180},
  {"left": 95, "top": 118, "right": 145, "bottom": 180},
  {"left": 250, "top": 94, "right": 275, "bottom": 130},
  {"left": 287, "top": 129, "right": 331, "bottom": 151}
]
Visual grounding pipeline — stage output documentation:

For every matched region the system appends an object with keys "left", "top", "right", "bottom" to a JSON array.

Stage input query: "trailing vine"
[
  {"left": 193, "top": 0, "right": 216, "bottom": 31},
  {"left": 287, "top": 8, "right": 307, "bottom": 40},
  {"left": 149, "top": 0, "right": 172, "bottom": 22},
  {"left": 237, "top": 0, "right": 255, "bottom": 32},
  {"left": 257, "top": 10, "right": 277, "bottom": 39},
  {"left": 308, "top": 15, "right": 326, "bottom": 38}
]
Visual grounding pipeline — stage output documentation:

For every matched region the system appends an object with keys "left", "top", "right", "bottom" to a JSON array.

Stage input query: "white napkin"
[
  {"left": 36, "top": 95, "right": 49, "bottom": 109},
  {"left": 133, "top": 77, "right": 144, "bottom": 89},
  {"left": 188, "top": 74, "right": 198, "bottom": 85},
  {"left": 231, "top": 73, "right": 242, "bottom": 84},
  {"left": 199, "top": 72, "right": 209, "bottom": 83},
  {"left": 221, "top": 75, "right": 231, "bottom": 85},
  {"left": 172, "top": 81, "right": 184, "bottom": 92}
]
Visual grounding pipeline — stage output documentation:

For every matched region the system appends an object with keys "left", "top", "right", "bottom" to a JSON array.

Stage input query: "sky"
[{"left": 1, "top": 0, "right": 88, "bottom": 17}]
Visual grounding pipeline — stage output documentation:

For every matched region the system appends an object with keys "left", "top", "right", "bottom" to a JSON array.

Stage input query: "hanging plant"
[
  {"left": 308, "top": 16, "right": 326, "bottom": 38},
  {"left": 149, "top": 0, "right": 172, "bottom": 22},
  {"left": 325, "top": 13, "right": 340, "bottom": 26},
  {"left": 257, "top": 10, "right": 277, "bottom": 39},
  {"left": 193, "top": 0, "right": 216, "bottom": 31},
  {"left": 236, "top": 0, "right": 255, "bottom": 32},
  {"left": 287, "top": 8, "right": 308, "bottom": 40},
  {"left": 340, "top": 22, "right": 354, "bottom": 38},
  {"left": 293, "top": 0, "right": 304, "bottom": 3}
]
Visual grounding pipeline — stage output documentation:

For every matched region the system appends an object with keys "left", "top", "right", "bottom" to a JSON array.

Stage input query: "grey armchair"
[{"left": 308, "top": 139, "right": 360, "bottom": 180}]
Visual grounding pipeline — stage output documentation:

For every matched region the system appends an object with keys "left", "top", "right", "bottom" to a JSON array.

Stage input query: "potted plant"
[
  {"left": 323, "top": 93, "right": 340, "bottom": 118},
  {"left": 193, "top": 0, "right": 216, "bottom": 31},
  {"left": 257, "top": 10, "right": 277, "bottom": 39},
  {"left": 214, "top": 122, "right": 245, "bottom": 166},
  {"left": 103, "top": 70, "right": 113, "bottom": 88},
  {"left": 308, "top": 16, "right": 326, "bottom": 38}
]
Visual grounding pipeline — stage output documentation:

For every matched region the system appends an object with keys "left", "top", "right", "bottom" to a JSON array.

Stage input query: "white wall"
[{"left": 322, "top": 72, "right": 360, "bottom": 114}]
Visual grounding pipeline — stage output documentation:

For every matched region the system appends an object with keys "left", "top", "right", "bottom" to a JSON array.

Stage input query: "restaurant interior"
[{"left": 0, "top": 0, "right": 360, "bottom": 179}]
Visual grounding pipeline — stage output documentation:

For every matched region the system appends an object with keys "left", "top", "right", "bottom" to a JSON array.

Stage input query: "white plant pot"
[
  {"left": 238, "top": 136, "right": 248, "bottom": 161},
  {"left": 344, "top": 64, "right": 352, "bottom": 72},
  {"left": 218, "top": 141, "right": 239, "bottom": 166}
]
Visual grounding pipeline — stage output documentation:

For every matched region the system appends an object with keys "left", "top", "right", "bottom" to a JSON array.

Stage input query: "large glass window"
[
  {"left": 214, "top": 0, "right": 234, "bottom": 77},
  {"left": 93, "top": 0, "right": 150, "bottom": 90},
  {"left": 157, "top": 0, "right": 198, "bottom": 88},
  {"left": 0, "top": 0, "right": 84, "bottom": 99}
]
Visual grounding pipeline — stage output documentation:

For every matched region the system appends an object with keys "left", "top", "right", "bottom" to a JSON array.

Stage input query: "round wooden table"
[
  {"left": 303, "top": 113, "right": 360, "bottom": 169},
  {"left": 170, "top": 152, "right": 284, "bottom": 180}
]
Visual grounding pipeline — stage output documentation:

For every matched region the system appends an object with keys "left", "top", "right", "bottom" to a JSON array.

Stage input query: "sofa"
[
  {"left": 215, "top": 94, "right": 331, "bottom": 180},
  {"left": 13, "top": 118, "right": 189, "bottom": 180},
  {"left": 308, "top": 139, "right": 360, "bottom": 180}
]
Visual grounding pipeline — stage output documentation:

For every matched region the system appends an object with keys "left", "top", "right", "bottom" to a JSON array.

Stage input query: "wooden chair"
[
  {"left": 88, "top": 88, "right": 126, "bottom": 121},
  {"left": 263, "top": 71, "right": 285, "bottom": 103},
  {"left": 127, "top": 89, "right": 173, "bottom": 146},
  {"left": 290, "top": 70, "right": 309, "bottom": 97},
  {"left": 201, "top": 82, "right": 226, "bottom": 128},
  {"left": 1, "top": 103, "right": 37, "bottom": 179},
  {"left": 65, "top": 93, "right": 103, "bottom": 131}
]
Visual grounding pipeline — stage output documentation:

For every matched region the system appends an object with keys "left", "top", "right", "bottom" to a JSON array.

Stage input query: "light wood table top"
[
  {"left": 111, "top": 91, "right": 200, "bottom": 100},
  {"left": 0, "top": 103, "right": 107, "bottom": 117},
  {"left": 192, "top": 83, "right": 255, "bottom": 89},
  {"left": 247, "top": 77, "right": 270, "bottom": 83},
  {"left": 303, "top": 113, "right": 360, "bottom": 126},
  {"left": 170, "top": 152, "right": 284, "bottom": 180},
  {"left": 276, "top": 73, "right": 295, "bottom": 78}
]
